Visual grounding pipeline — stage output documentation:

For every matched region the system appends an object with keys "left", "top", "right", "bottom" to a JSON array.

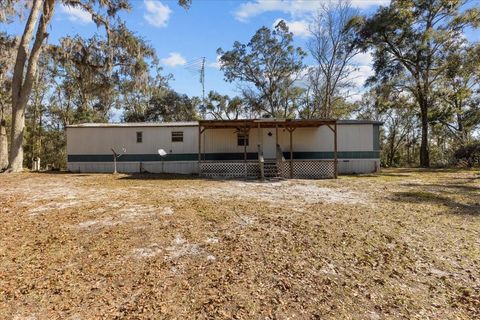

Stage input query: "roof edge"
[
  {"left": 66, "top": 121, "right": 199, "bottom": 128},
  {"left": 337, "top": 120, "right": 383, "bottom": 125},
  {"left": 66, "top": 119, "right": 383, "bottom": 128}
]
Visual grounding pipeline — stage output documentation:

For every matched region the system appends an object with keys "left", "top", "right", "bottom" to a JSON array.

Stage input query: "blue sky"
[{"left": 2, "top": 0, "right": 479, "bottom": 102}]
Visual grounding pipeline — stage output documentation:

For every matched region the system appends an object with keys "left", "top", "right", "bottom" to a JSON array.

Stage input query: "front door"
[{"left": 262, "top": 128, "right": 276, "bottom": 159}]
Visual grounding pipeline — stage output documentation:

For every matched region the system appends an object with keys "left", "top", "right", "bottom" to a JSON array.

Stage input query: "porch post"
[
  {"left": 275, "top": 123, "right": 278, "bottom": 147},
  {"left": 334, "top": 122, "right": 338, "bottom": 179},
  {"left": 198, "top": 124, "right": 201, "bottom": 176},
  {"left": 244, "top": 121, "right": 248, "bottom": 178},
  {"left": 289, "top": 127, "right": 294, "bottom": 178},
  {"left": 257, "top": 122, "right": 261, "bottom": 145},
  {"left": 258, "top": 122, "right": 263, "bottom": 180}
]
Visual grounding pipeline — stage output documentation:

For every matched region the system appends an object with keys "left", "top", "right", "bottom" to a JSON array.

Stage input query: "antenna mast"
[
  {"left": 200, "top": 57, "right": 205, "bottom": 107},
  {"left": 185, "top": 57, "right": 206, "bottom": 108}
]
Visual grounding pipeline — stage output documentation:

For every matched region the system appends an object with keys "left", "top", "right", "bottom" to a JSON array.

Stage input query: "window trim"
[
  {"left": 171, "top": 131, "right": 184, "bottom": 142},
  {"left": 237, "top": 132, "right": 249, "bottom": 146},
  {"left": 136, "top": 131, "right": 143, "bottom": 143}
]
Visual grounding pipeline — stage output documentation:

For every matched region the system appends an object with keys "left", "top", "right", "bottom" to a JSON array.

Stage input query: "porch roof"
[{"left": 198, "top": 119, "right": 336, "bottom": 129}]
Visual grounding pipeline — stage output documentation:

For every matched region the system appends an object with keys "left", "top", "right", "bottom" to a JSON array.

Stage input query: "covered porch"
[{"left": 198, "top": 119, "right": 338, "bottom": 179}]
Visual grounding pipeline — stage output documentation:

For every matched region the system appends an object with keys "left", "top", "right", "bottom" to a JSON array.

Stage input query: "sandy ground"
[{"left": 0, "top": 169, "right": 479, "bottom": 319}]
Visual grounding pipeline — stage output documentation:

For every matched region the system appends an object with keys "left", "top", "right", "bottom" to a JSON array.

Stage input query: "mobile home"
[{"left": 66, "top": 119, "right": 381, "bottom": 179}]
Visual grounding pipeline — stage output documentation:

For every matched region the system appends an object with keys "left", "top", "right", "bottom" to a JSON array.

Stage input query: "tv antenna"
[
  {"left": 158, "top": 148, "right": 167, "bottom": 173},
  {"left": 111, "top": 147, "right": 126, "bottom": 174},
  {"left": 185, "top": 57, "right": 206, "bottom": 107}
]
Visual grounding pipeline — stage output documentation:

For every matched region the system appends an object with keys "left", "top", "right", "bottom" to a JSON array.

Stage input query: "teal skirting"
[{"left": 68, "top": 151, "right": 380, "bottom": 162}]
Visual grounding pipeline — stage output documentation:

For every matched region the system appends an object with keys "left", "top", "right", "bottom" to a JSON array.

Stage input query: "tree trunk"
[
  {"left": 31, "top": 101, "right": 38, "bottom": 168},
  {"left": 419, "top": 102, "right": 430, "bottom": 167},
  {"left": 457, "top": 112, "right": 467, "bottom": 144},
  {"left": 0, "top": 105, "right": 8, "bottom": 170},
  {"left": 406, "top": 132, "right": 411, "bottom": 165},
  {"left": 8, "top": 0, "right": 55, "bottom": 172},
  {"left": 388, "top": 132, "right": 396, "bottom": 167}
]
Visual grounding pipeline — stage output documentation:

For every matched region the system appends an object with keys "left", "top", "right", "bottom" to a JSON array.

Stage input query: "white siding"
[
  {"left": 337, "top": 124, "right": 373, "bottom": 151},
  {"left": 67, "top": 122, "right": 379, "bottom": 174},
  {"left": 202, "top": 128, "right": 259, "bottom": 153},
  {"left": 68, "top": 161, "right": 197, "bottom": 174},
  {"left": 277, "top": 126, "right": 334, "bottom": 152},
  {"left": 338, "top": 159, "right": 380, "bottom": 174},
  {"left": 67, "top": 126, "right": 198, "bottom": 155},
  {"left": 141, "top": 161, "right": 197, "bottom": 174},
  {"left": 68, "top": 124, "right": 375, "bottom": 156},
  {"left": 202, "top": 125, "right": 360, "bottom": 153}
]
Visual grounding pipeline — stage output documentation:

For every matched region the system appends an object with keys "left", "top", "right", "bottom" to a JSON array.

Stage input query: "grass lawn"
[{"left": 0, "top": 169, "right": 479, "bottom": 319}]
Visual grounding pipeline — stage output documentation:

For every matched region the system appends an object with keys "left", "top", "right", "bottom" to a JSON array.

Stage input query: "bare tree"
[
  {"left": 0, "top": 33, "right": 17, "bottom": 170},
  {"left": 4, "top": 0, "right": 191, "bottom": 172},
  {"left": 308, "top": 0, "right": 360, "bottom": 119},
  {"left": 8, "top": 0, "right": 54, "bottom": 171}
]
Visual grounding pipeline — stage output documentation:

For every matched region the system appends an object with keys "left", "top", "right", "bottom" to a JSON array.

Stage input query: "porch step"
[{"left": 263, "top": 160, "right": 281, "bottom": 179}]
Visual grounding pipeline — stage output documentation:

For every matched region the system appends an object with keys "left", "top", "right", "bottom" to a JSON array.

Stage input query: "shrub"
[{"left": 454, "top": 141, "right": 480, "bottom": 167}]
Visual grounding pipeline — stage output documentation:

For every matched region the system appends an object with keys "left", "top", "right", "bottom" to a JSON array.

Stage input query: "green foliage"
[
  {"left": 357, "top": 86, "right": 418, "bottom": 167},
  {"left": 47, "top": 22, "right": 157, "bottom": 124},
  {"left": 350, "top": 0, "right": 480, "bottom": 167},
  {"left": 120, "top": 65, "right": 171, "bottom": 122},
  {"left": 217, "top": 20, "right": 306, "bottom": 118},
  {"left": 200, "top": 91, "right": 247, "bottom": 120},
  {"left": 123, "top": 89, "right": 199, "bottom": 122},
  {"left": 2, "top": 0, "right": 479, "bottom": 171},
  {"left": 146, "top": 90, "right": 199, "bottom": 122},
  {"left": 453, "top": 141, "right": 480, "bottom": 167},
  {"left": 432, "top": 42, "right": 480, "bottom": 143},
  {"left": 0, "top": 0, "right": 192, "bottom": 170}
]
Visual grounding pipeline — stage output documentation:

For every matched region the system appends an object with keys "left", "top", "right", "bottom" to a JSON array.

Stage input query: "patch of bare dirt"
[
  {"left": 173, "top": 180, "right": 370, "bottom": 207},
  {"left": 0, "top": 169, "right": 479, "bottom": 319}
]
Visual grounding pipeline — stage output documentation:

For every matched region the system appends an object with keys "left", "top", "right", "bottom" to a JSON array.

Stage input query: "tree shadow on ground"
[
  {"left": 368, "top": 172, "right": 413, "bottom": 178},
  {"left": 342, "top": 168, "right": 475, "bottom": 179},
  {"left": 402, "top": 182, "right": 480, "bottom": 193},
  {"left": 391, "top": 190, "right": 480, "bottom": 216},
  {"left": 30, "top": 170, "right": 70, "bottom": 174},
  {"left": 119, "top": 174, "right": 283, "bottom": 183},
  {"left": 385, "top": 167, "right": 480, "bottom": 174},
  {"left": 119, "top": 173, "right": 201, "bottom": 180},
  {"left": 340, "top": 171, "right": 412, "bottom": 178}
]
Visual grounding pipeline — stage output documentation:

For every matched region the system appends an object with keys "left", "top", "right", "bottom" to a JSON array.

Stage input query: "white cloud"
[
  {"left": 236, "top": 1, "right": 281, "bottom": 22},
  {"left": 352, "top": 51, "right": 374, "bottom": 66},
  {"left": 161, "top": 52, "right": 187, "bottom": 67},
  {"left": 349, "top": 51, "right": 374, "bottom": 89},
  {"left": 235, "top": 0, "right": 389, "bottom": 22},
  {"left": 346, "top": 92, "right": 364, "bottom": 103},
  {"left": 273, "top": 18, "right": 310, "bottom": 38},
  {"left": 208, "top": 55, "right": 223, "bottom": 69},
  {"left": 351, "top": 0, "right": 390, "bottom": 8},
  {"left": 144, "top": 0, "right": 172, "bottom": 28},
  {"left": 347, "top": 65, "right": 374, "bottom": 88},
  {"left": 60, "top": 4, "right": 92, "bottom": 24}
]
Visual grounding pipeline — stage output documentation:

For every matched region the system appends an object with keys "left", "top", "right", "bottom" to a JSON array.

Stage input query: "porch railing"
[
  {"left": 276, "top": 144, "right": 286, "bottom": 178},
  {"left": 258, "top": 144, "right": 265, "bottom": 180}
]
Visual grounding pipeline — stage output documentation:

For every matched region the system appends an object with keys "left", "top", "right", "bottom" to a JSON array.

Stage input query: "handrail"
[
  {"left": 276, "top": 144, "right": 285, "bottom": 178},
  {"left": 258, "top": 144, "right": 264, "bottom": 180},
  {"left": 276, "top": 144, "right": 285, "bottom": 162}
]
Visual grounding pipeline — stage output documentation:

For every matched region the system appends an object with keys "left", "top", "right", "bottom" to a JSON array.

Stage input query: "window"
[
  {"left": 172, "top": 131, "right": 183, "bottom": 142},
  {"left": 237, "top": 133, "right": 249, "bottom": 146},
  {"left": 136, "top": 131, "right": 143, "bottom": 143}
]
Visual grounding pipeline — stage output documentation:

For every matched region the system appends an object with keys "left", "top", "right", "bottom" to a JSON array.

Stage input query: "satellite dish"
[
  {"left": 158, "top": 149, "right": 167, "bottom": 157},
  {"left": 122, "top": 147, "right": 127, "bottom": 153}
]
